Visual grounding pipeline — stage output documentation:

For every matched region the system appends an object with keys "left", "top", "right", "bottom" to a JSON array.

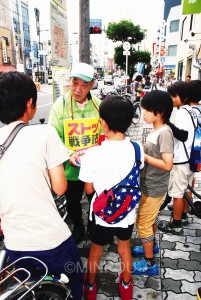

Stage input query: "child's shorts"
[{"left": 88, "top": 215, "right": 134, "bottom": 246}]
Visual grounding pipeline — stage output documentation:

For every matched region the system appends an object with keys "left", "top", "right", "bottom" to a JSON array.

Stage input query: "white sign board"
[
  {"left": 123, "top": 50, "right": 130, "bottom": 56},
  {"left": 50, "top": 1, "right": 70, "bottom": 67},
  {"left": 123, "top": 42, "right": 131, "bottom": 51}
]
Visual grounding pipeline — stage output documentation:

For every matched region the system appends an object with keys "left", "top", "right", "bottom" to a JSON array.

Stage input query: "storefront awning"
[{"left": 0, "top": 65, "right": 17, "bottom": 72}]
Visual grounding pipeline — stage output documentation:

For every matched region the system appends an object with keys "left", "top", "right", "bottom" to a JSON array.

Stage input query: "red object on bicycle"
[{"left": 0, "top": 219, "right": 3, "bottom": 234}]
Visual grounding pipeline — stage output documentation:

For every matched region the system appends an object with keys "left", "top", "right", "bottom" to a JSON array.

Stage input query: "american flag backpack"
[{"left": 93, "top": 141, "right": 142, "bottom": 224}]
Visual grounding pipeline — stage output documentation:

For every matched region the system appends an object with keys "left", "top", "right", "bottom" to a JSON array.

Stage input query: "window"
[
  {"left": 168, "top": 45, "right": 177, "bottom": 56},
  {"left": 21, "top": 6, "right": 28, "bottom": 18},
  {"left": 23, "top": 23, "right": 30, "bottom": 33},
  {"left": 24, "top": 39, "right": 30, "bottom": 48},
  {"left": 170, "top": 20, "right": 179, "bottom": 32}
]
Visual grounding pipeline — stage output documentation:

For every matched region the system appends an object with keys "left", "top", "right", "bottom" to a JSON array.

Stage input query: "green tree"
[{"left": 106, "top": 19, "right": 151, "bottom": 77}]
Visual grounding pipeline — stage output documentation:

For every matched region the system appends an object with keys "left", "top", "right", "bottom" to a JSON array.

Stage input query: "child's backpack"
[
  {"left": 183, "top": 107, "right": 201, "bottom": 172},
  {"left": 93, "top": 141, "right": 142, "bottom": 224}
]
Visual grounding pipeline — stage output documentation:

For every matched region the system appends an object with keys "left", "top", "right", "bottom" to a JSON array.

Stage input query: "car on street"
[{"left": 104, "top": 75, "right": 114, "bottom": 85}]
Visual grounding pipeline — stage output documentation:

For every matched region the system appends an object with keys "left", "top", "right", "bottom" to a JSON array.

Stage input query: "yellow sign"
[{"left": 64, "top": 117, "right": 100, "bottom": 156}]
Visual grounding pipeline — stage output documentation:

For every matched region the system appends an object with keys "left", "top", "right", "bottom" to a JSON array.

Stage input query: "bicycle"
[
  {"left": 115, "top": 85, "right": 132, "bottom": 96},
  {"left": 126, "top": 100, "right": 141, "bottom": 138},
  {"left": 97, "top": 88, "right": 118, "bottom": 100},
  {"left": 0, "top": 252, "right": 72, "bottom": 299},
  {"left": 132, "top": 99, "right": 141, "bottom": 125},
  {"left": 159, "top": 184, "right": 201, "bottom": 219}
]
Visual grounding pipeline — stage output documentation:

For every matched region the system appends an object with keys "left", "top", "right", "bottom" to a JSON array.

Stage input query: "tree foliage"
[
  {"left": 106, "top": 19, "right": 146, "bottom": 43},
  {"left": 105, "top": 19, "right": 151, "bottom": 76}
]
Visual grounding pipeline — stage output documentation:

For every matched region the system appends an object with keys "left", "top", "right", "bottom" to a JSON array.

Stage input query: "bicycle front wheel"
[
  {"left": 132, "top": 104, "right": 141, "bottom": 125},
  {"left": 8, "top": 281, "right": 72, "bottom": 300}
]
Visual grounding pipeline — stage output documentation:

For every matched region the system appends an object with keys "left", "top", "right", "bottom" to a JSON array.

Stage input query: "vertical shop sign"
[{"left": 2, "top": 39, "right": 8, "bottom": 64}]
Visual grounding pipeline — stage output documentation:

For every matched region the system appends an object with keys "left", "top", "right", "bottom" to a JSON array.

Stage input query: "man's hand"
[{"left": 69, "top": 153, "right": 81, "bottom": 167}]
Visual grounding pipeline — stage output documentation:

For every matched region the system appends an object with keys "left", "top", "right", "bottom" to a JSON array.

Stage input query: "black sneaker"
[
  {"left": 158, "top": 221, "right": 183, "bottom": 235},
  {"left": 170, "top": 212, "right": 189, "bottom": 226}
]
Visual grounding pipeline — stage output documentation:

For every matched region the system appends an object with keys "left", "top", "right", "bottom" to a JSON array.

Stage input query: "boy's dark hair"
[
  {"left": 141, "top": 90, "right": 173, "bottom": 124},
  {"left": 135, "top": 75, "right": 142, "bottom": 82},
  {"left": 167, "top": 80, "right": 190, "bottom": 103},
  {"left": 186, "top": 80, "right": 201, "bottom": 104},
  {"left": 0, "top": 71, "right": 37, "bottom": 124},
  {"left": 99, "top": 95, "right": 134, "bottom": 133}
]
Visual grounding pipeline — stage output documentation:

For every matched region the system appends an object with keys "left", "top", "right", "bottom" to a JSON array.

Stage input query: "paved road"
[{"left": 73, "top": 116, "right": 201, "bottom": 300}]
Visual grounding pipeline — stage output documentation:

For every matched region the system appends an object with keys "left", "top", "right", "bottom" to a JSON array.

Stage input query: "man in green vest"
[{"left": 48, "top": 62, "right": 102, "bottom": 244}]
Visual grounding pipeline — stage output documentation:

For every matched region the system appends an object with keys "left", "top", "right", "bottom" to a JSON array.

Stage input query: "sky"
[
  {"left": 67, "top": 0, "right": 164, "bottom": 49},
  {"left": 28, "top": 0, "right": 164, "bottom": 51}
]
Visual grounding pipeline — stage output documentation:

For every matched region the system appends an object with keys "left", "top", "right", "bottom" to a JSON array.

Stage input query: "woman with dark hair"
[{"left": 130, "top": 75, "right": 143, "bottom": 101}]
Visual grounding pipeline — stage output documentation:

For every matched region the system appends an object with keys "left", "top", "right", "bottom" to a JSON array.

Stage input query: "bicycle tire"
[
  {"left": 132, "top": 104, "right": 141, "bottom": 125},
  {"left": 7, "top": 281, "right": 72, "bottom": 300}
]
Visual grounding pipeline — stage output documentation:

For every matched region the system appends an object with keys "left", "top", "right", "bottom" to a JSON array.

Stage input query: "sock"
[
  {"left": 145, "top": 257, "right": 155, "bottom": 266},
  {"left": 173, "top": 219, "right": 181, "bottom": 226},
  {"left": 86, "top": 281, "right": 95, "bottom": 291},
  {"left": 182, "top": 212, "right": 187, "bottom": 218},
  {"left": 122, "top": 279, "right": 131, "bottom": 289}
]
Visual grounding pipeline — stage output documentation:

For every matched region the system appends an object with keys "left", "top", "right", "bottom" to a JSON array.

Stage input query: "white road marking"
[{"left": 37, "top": 103, "right": 53, "bottom": 108}]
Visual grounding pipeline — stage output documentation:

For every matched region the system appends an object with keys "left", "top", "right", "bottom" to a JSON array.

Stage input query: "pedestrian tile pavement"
[{"left": 72, "top": 116, "right": 201, "bottom": 300}]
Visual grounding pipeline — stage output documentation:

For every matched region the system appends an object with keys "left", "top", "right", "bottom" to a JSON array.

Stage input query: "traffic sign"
[
  {"left": 123, "top": 42, "right": 130, "bottom": 51},
  {"left": 123, "top": 50, "right": 130, "bottom": 56}
]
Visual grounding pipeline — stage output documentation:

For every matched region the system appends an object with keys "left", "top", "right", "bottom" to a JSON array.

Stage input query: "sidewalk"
[{"left": 76, "top": 117, "right": 201, "bottom": 300}]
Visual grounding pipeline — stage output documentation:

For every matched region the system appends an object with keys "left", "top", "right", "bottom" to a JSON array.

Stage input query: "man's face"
[{"left": 70, "top": 77, "right": 94, "bottom": 103}]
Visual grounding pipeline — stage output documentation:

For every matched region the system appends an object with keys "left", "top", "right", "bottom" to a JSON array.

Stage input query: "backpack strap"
[
  {"left": 0, "top": 123, "right": 27, "bottom": 159},
  {"left": 192, "top": 106, "right": 201, "bottom": 114},
  {"left": 181, "top": 107, "right": 197, "bottom": 161},
  {"left": 182, "top": 107, "right": 196, "bottom": 128},
  {"left": 94, "top": 141, "right": 141, "bottom": 198},
  {"left": 130, "top": 141, "right": 141, "bottom": 167}
]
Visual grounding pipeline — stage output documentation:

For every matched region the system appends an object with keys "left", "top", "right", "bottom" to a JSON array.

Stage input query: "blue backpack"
[
  {"left": 93, "top": 141, "right": 142, "bottom": 224},
  {"left": 183, "top": 107, "right": 201, "bottom": 172}
]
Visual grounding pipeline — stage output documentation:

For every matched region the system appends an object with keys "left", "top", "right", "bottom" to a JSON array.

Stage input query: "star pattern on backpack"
[{"left": 93, "top": 142, "right": 142, "bottom": 224}]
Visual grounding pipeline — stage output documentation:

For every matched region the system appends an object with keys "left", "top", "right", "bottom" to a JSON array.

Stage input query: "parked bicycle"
[
  {"left": 132, "top": 99, "right": 141, "bottom": 125},
  {"left": 159, "top": 185, "right": 201, "bottom": 218},
  {"left": 97, "top": 88, "right": 118, "bottom": 100},
  {"left": 0, "top": 252, "right": 72, "bottom": 299},
  {"left": 97, "top": 88, "right": 141, "bottom": 128},
  {"left": 115, "top": 85, "right": 132, "bottom": 96}
]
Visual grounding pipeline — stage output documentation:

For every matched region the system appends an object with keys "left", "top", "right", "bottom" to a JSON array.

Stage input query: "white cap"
[{"left": 69, "top": 62, "right": 95, "bottom": 82}]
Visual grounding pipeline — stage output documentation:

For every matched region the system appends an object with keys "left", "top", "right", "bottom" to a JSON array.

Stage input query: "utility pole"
[{"left": 79, "top": 0, "right": 90, "bottom": 63}]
